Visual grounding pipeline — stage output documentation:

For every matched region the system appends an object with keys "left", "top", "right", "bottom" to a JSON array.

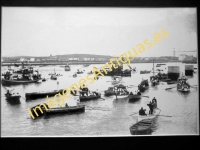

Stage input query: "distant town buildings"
[{"left": 2, "top": 54, "right": 197, "bottom": 64}]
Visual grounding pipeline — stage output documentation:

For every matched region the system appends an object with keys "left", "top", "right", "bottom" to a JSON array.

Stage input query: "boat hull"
[
  {"left": 79, "top": 95, "right": 101, "bottom": 101},
  {"left": 1, "top": 78, "right": 41, "bottom": 85},
  {"left": 25, "top": 89, "right": 63, "bottom": 100},
  {"left": 104, "top": 91, "right": 115, "bottom": 96},
  {"left": 128, "top": 94, "right": 141, "bottom": 101},
  {"left": 140, "top": 71, "right": 151, "bottom": 74},
  {"left": 45, "top": 105, "right": 85, "bottom": 114},
  {"left": 130, "top": 119, "right": 153, "bottom": 135},
  {"left": 5, "top": 94, "right": 21, "bottom": 100}
]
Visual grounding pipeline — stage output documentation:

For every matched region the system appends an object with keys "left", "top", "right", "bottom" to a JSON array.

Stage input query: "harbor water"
[{"left": 1, "top": 62, "right": 198, "bottom": 136}]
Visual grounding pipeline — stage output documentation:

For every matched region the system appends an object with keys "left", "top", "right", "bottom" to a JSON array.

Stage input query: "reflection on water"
[{"left": 1, "top": 63, "right": 198, "bottom": 136}]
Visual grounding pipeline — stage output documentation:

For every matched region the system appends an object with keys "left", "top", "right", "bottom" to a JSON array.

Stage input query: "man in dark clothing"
[
  {"left": 152, "top": 97, "right": 157, "bottom": 103},
  {"left": 147, "top": 101, "right": 153, "bottom": 114},
  {"left": 139, "top": 107, "right": 147, "bottom": 116}
]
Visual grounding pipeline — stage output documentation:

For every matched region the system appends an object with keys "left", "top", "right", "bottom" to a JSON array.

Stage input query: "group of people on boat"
[
  {"left": 129, "top": 90, "right": 141, "bottom": 96},
  {"left": 177, "top": 78, "right": 190, "bottom": 90},
  {"left": 5, "top": 90, "right": 19, "bottom": 97},
  {"left": 79, "top": 84, "right": 99, "bottom": 97},
  {"left": 139, "top": 97, "right": 157, "bottom": 116}
]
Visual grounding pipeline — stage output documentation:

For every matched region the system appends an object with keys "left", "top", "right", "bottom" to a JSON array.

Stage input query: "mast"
[{"left": 153, "top": 59, "right": 154, "bottom": 76}]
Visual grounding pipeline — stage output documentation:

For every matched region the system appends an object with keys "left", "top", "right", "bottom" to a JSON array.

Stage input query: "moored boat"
[
  {"left": 2, "top": 78, "right": 41, "bottom": 85},
  {"left": 65, "top": 65, "right": 71, "bottom": 71},
  {"left": 128, "top": 94, "right": 141, "bottom": 101},
  {"left": 140, "top": 70, "right": 151, "bottom": 74},
  {"left": 177, "top": 76, "right": 190, "bottom": 92},
  {"left": 45, "top": 105, "right": 85, "bottom": 114},
  {"left": 138, "top": 80, "right": 149, "bottom": 92},
  {"left": 137, "top": 108, "right": 161, "bottom": 122},
  {"left": 104, "top": 87, "right": 115, "bottom": 96},
  {"left": 25, "top": 89, "right": 63, "bottom": 100},
  {"left": 79, "top": 91, "right": 101, "bottom": 101},
  {"left": 114, "top": 84, "right": 129, "bottom": 99},
  {"left": 130, "top": 118, "right": 153, "bottom": 135},
  {"left": 5, "top": 93, "right": 21, "bottom": 100}
]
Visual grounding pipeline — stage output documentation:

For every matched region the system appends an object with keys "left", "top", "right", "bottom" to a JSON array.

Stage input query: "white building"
[
  {"left": 20, "top": 58, "right": 25, "bottom": 61},
  {"left": 30, "top": 58, "right": 35, "bottom": 61},
  {"left": 179, "top": 54, "right": 187, "bottom": 61}
]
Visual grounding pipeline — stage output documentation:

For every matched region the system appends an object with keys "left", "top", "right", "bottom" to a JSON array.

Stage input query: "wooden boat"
[
  {"left": 137, "top": 108, "right": 161, "bottom": 122},
  {"left": 83, "top": 64, "right": 89, "bottom": 67},
  {"left": 50, "top": 74, "right": 57, "bottom": 80},
  {"left": 114, "top": 84, "right": 129, "bottom": 99},
  {"left": 42, "top": 78, "right": 46, "bottom": 81},
  {"left": 157, "top": 64, "right": 166, "bottom": 65},
  {"left": 5, "top": 93, "right": 21, "bottom": 100},
  {"left": 140, "top": 70, "right": 151, "bottom": 74},
  {"left": 87, "top": 71, "right": 93, "bottom": 74},
  {"left": 25, "top": 89, "right": 63, "bottom": 100},
  {"left": 138, "top": 80, "right": 149, "bottom": 92},
  {"left": 65, "top": 65, "right": 70, "bottom": 71},
  {"left": 104, "top": 87, "right": 115, "bottom": 96},
  {"left": 130, "top": 118, "right": 153, "bottom": 135},
  {"left": 150, "top": 60, "right": 159, "bottom": 86},
  {"left": 79, "top": 91, "right": 101, "bottom": 101},
  {"left": 2, "top": 78, "right": 41, "bottom": 85},
  {"left": 128, "top": 94, "right": 141, "bottom": 101},
  {"left": 77, "top": 71, "right": 84, "bottom": 74},
  {"left": 45, "top": 105, "right": 85, "bottom": 114},
  {"left": 177, "top": 76, "right": 190, "bottom": 92}
]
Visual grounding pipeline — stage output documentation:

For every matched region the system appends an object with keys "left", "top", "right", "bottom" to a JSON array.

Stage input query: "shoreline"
[{"left": 1, "top": 60, "right": 197, "bottom": 66}]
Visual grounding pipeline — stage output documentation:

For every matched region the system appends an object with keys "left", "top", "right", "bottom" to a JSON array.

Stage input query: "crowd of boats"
[{"left": 1, "top": 61, "right": 197, "bottom": 135}]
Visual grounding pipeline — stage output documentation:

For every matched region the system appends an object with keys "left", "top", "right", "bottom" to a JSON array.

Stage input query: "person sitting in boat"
[
  {"left": 6, "top": 90, "right": 12, "bottom": 96},
  {"left": 147, "top": 101, "right": 153, "bottom": 114},
  {"left": 139, "top": 107, "right": 147, "bottom": 116},
  {"left": 65, "top": 103, "right": 69, "bottom": 107},
  {"left": 137, "top": 90, "right": 141, "bottom": 95},
  {"left": 129, "top": 92, "right": 133, "bottom": 95}
]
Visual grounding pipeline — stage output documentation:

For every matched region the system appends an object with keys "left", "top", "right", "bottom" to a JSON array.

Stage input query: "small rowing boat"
[
  {"left": 140, "top": 70, "right": 151, "bottom": 74},
  {"left": 138, "top": 80, "right": 149, "bottom": 92},
  {"left": 79, "top": 91, "right": 101, "bottom": 101},
  {"left": 177, "top": 76, "right": 190, "bottom": 92},
  {"left": 130, "top": 118, "right": 153, "bottom": 135},
  {"left": 128, "top": 94, "right": 141, "bottom": 101},
  {"left": 25, "top": 89, "right": 63, "bottom": 100},
  {"left": 45, "top": 105, "right": 85, "bottom": 114},
  {"left": 104, "top": 87, "right": 115, "bottom": 96},
  {"left": 137, "top": 108, "right": 161, "bottom": 122},
  {"left": 5, "top": 93, "right": 21, "bottom": 100}
]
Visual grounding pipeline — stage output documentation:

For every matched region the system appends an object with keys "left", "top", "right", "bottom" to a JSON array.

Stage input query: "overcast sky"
[{"left": 2, "top": 7, "right": 197, "bottom": 57}]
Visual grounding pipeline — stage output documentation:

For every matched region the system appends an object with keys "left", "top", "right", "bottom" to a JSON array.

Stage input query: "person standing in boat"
[
  {"left": 152, "top": 98, "right": 157, "bottom": 113},
  {"left": 147, "top": 101, "right": 153, "bottom": 114}
]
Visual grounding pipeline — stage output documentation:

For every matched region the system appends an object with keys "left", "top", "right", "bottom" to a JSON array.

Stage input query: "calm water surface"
[{"left": 1, "top": 62, "right": 198, "bottom": 136}]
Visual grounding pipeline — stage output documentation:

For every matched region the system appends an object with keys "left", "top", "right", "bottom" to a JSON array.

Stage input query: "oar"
[
  {"left": 165, "top": 86, "right": 177, "bottom": 90},
  {"left": 190, "top": 86, "right": 197, "bottom": 89},
  {"left": 141, "top": 96, "right": 149, "bottom": 98},
  {"left": 130, "top": 112, "right": 138, "bottom": 116},
  {"left": 156, "top": 115, "right": 172, "bottom": 117}
]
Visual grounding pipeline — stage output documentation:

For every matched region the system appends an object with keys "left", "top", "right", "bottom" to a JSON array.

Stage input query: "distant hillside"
[
  {"left": 3, "top": 54, "right": 112, "bottom": 59},
  {"left": 56, "top": 54, "right": 112, "bottom": 58}
]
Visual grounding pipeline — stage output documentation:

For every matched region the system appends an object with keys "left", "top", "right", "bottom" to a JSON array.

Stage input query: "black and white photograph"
[{"left": 1, "top": 7, "right": 198, "bottom": 136}]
